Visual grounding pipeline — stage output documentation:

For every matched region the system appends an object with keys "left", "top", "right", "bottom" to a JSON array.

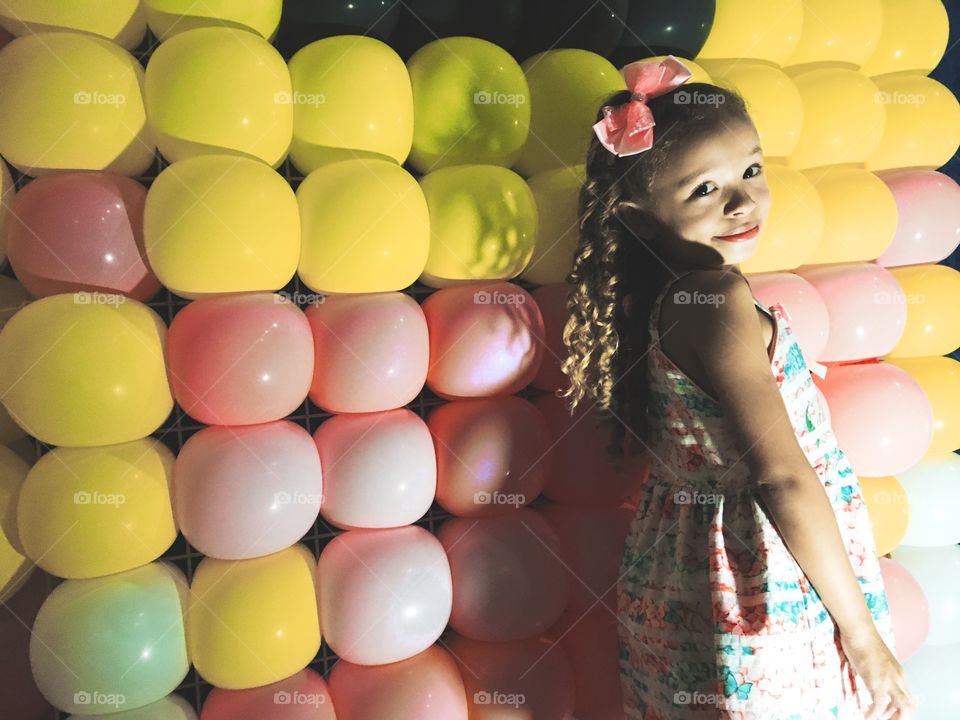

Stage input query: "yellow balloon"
[
  {"left": 522, "top": 164, "right": 586, "bottom": 286},
  {"left": 0, "top": 293, "right": 173, "bottom": 447},
  {"left": 17, "top": 439, "right": 176, "bottom": 579},
  {"left": 866, "top": 74, "right": 960, "bottom": 172},
  {"left": 786, "top": 67, "right": 885, "bottom": 170},
  {"left": 297, "top": 158, "right": 429, "bottom": 294},
  {"left": 860, "top": 475, "right": 909, "bottom": 556},
  {"left": 0, "top": 444, "right": 31, "bottom": 603},
  {"left": 419, "top": 165, "right": 537, "bottom": 287},
  {"left": 144, "top": 155, "right": 299, "bottom": 297},
  {"left": 289, "top": 36, "right": 413, "bottom": 175},
  {"left": 639, "top": 56, "right": 713, "bottom": 85},
  {"left": 144, "top": 26, "right": 292, "bottom": 168},
  {"left": 799, "top": 166, "right": 897, "bottom": 264},
  {"left": 515, "top": 49, "right": 625, "bottom": 177},
  {"left": 861, "top": 0, "right": 949, "bottom": 77},
  {"left": 695, "top": 0, "right": 803, "bottom": 65},
  {"left": 784, "top": 0, "right": 882, "bottom": 69},
  {"left": 884, "top": 357, "right": 960, "bottom": 457},
  {"left": 0, "top": 0, "right": 146, "bottom": 49},
  {"left": 885, "top": 264, "right": 960, "bottom": 359},
  {"left": 696, "top": 60, "right": 802, "bottom": 158},
  {"left": 187, "top": 544, "right": 320, "bottom": 689},
  {"left": 144, "top": 0, "right": 281, "bottom": 41},
  {"left": 741, "top": 162, "right": 824, "bottom": 273},
  {"left": 0, "top": 32, "right": 154, "bottom": 177}
]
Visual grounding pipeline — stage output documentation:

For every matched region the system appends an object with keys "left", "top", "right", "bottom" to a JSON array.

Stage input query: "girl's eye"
[
  {"left": 745, "top": 162, "right": 763, "bottom": 178},
  {"left": 691, "top": 182, "right": 714, "bottom": 198},
  {"left": 690, "top": 163, "right": 764, "bottom": 199}
]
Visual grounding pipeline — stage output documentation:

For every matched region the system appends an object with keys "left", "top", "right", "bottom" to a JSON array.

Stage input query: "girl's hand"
[{"left": 839, "top": 628, "right": 916, "bottom": 719}]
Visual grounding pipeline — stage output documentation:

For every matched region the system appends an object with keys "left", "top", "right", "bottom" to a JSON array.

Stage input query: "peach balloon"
[
  {"left": 531, "top": 282, "right": 570, "bottom": 391},
  {"left": 429, "top": 396, "right": 549, "bottom": 518},
  {"left": 327, "top": 645, "right": 468, "bottom": 720},
  {"left": 314, "top": 408, "right": 436, "bottom": 530},
  {"left": 533, "top": 392, "right": 646, "bottom": 507},
  {"left": 166, "top": 293, "right": 313, "bottom": 425},
  {"left": 878, "top": 558, "right": 929, "bottom": 662},
  {"left": 747, "top": 271, "right": 831, "bottom": 366},
  {"left": 812, "top": 362, "right": 933, "bottom": 477},
  {"left": 305, "top": 292, "right": 428, "bottom": 413},
  {"left": 859, "top": 476, "right": 910, "bottom": 556},
  {"left": 174, "top": 421, "right": 322, "bottom": 560},
  {"left": 795, "top": 263, "right": 905, "bottom": 362},
  {"left": 5, "top": 172, "right": 159, "bottom": 301},
  {"left": 444, "top": 632, "right": 575, "bottom": 719},
  {"left": 875, "top": 169, "right": 960, "bottom": 267},
  {"left": 201, "top": 667, "right": 335, "bottom": 720},
  {"left": 437, "top": 508, "right": 569, "bottom": 641},
  {"left": 422, "top": 281, "right": 545, "bottom": 399},
  {"left": 317, "top": 525, "right": 452, "bottom": 665}
]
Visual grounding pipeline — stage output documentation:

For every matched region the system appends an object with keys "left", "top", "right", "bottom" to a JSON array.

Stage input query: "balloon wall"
[{"left": 0, "top": 1, "right": 957, "bottom": 719}]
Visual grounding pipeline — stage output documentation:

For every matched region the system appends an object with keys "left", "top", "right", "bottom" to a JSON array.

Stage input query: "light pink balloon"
[
  {"left": 812, "top": 362, "right": 933, "bottom": 477},
  {"left": 795, "top": 263, "right": 906, "bottom": 361},
  {"left": 444, "top": 632, "right": 575, "bottom": 720},
  {"left": 531, "top": 283, "right": 569, "bottom": 392},
  {"left": 5, "top": 171, "right": 160, "bottom": 300},
  {"left": 422, "top": 281, "right": 545, "bottom": 399},
  {"left": 305, "top": 292, "right": 428, "bottom": 413},
  {"left": 327, "top": 645, "right": 467, "bottom": 720},
  {"left": 532, "top": 392, "right": 646, "bottom": 507},
  {"left": 875, "top": 169, "right": 960, "bottom": 267},
  {"left": 878, "top": 557, "right": 929, "bottom": 662},
  {"left": 746, "top": 271, "right": 831, "bottom": 364},
  {"left": 429, "top": 396, "right": 549, "bottom": 518},
  {"left": 201, "top": 667, "right": 335, "bottom": 719},
  {"left": 437, "top": 508, "right": 569, "bottom": 641},
  {"left": 314, "top": 408, "right": 436, "bottom": 530},
  {"left": 174, "top": 420, "right": 322, "bottom": 560},
  {"left": 317, "top": 525, "right": 452, "bottom": 665},
  {"left": 166, "top": 293, "right": 314, "bottom": 425}
]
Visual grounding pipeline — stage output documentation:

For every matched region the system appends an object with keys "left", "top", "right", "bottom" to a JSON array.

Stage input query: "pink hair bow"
[{"left": 592, "top": 55, "right": 694, "bottom": 157}]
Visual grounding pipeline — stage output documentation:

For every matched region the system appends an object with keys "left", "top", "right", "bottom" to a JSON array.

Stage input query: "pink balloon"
[
  {"left": 875, "top": 169, "right": 960, "bottom": 267},
  {"left": 317, "top": 525, "right": 452, "bottom": 665},
  {"left": 422, "top": 281, "right": 545, "bottom": 399},
  {"left": 305, "top": 292, "right": 428, "bottom": 413},
  {"left": 5, "top": 171, "right": 160, "bottom": 300},
  {"left": 437, "top": 508, "right": 569, "bottom": 641},
  {"left": 174, "top": 420, "right": 322, "bottom": 560},
  {"left": 746, "top": 271, "right": 831, "bottom": 364},
  {"left": 429, "top": 396, "right": 549, "bottom": 517},
  {"left": 540, "top": 502, "right": 634, "bottom": 615},
  {"left": 531, "top": 283, "right": 569, "bottom": 392},
  {"left": 444, "top": 632, "right": 575, "bottom": 720},
  {"left": 201, "top": 667, "right": 335, "bottom": 719},
  {"left": 878, "top": 557, "right": 929, "bottom": 662},
  {"left": 327, "top": 645, "right": 467, "bottom": 720},
  {"left": 795, "top": 263, "right": 906, "bottom": 361},
  {"left": 812, "top": 362, "right": 933, "bottom": 476},
  {"left": 166, "top": 293, "right": 313, "bottom": 425},
  {"left": 533, "top": 392, "right": 645, "bottom": 507},
  {"left": 314, "top": 408, "right": 436, "bottom": 530}
]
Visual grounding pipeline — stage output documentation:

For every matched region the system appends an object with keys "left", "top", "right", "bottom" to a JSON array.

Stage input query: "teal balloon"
[
  {"left": 30, "top": 562, "right": 189, "bottom": 715},
  {"left": 610, "top": 0, "right": 715, "bottom": 66}
]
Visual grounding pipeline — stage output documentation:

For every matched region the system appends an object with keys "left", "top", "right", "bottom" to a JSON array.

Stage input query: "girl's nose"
[{"left": 726, "top": 188, "right": 757, "bottom": 216}]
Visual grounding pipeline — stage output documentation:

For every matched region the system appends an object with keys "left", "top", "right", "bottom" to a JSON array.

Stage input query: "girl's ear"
[{"left": 615, "top": 201, "right": 656, "bottom": 240}]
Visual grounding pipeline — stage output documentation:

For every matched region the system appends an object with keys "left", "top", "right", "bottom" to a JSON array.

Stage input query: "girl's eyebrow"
[{"left": 674, "top": 144, "right": 763, "bottom": 188}]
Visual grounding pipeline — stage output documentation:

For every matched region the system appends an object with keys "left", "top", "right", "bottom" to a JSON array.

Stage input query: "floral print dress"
[{"left": 617, "top": 274, "right": 896, "bottom": 719}]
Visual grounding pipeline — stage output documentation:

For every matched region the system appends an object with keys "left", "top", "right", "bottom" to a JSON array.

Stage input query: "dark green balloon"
[
  {"left": 512, "top": 0, "right": 629, "bottom": 62},
  {"left": 610, "top": 0, "right": 715, "bottom": 66}
]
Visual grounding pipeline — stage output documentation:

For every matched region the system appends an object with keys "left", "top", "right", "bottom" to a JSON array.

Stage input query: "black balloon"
[
  {"left": 610, "top": 0, "right": 715, "bottom": 67},
  {"left": 390, "top": 0, "right": 525, "bottom": 61},
  {"left": 512, "top": 0, "right": 629, "bottom": 63},
  {"left": 273, "top": 0, "right": 403, "bottom": 59}
]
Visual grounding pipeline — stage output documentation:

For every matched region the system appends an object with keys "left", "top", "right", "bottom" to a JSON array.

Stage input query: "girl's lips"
[{"left": 714, "top": 224, "right": 759, "bottom": 242}]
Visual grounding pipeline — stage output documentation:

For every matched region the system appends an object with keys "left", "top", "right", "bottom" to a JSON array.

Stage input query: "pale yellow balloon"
[
  {"left": 861, "top": 0, "right": 950, "bottom": 77},
  {"left": 860, "top": 475, "right": 909, "bottom": 556},
  {"left": 639, "top": 56, "right": 713, "bottom": 85},
  {"left": 784, "top": 0, "right": 882, "bottom": 69},
  {"left": 740, "top": 162, "right": 824, "bottom": 273},
  {"left": 0, "top": 0, "right": 146, "bottom": 50},
  {"left": 17, "top": 439, "right": 177, "bottom": 579},
  {"left": 696, "top": 60, "right": 802, "bottom": 158},
  {"left": 786, "top": 67, "right": 885, "bottom": 170},
  {"left": 144, "top": 0, "right": 282, "bottom": 41},
  {"left": 885, "top": 265, "right": 960, "bottom": 359},
  {"left": 883, "top": 357, "right": 960, "bottom": 457},
  {"left": 866, "top": 74, "right": 960, "bottom": 172},
  {"left": 521, "top": 164, "right": 586, "bottom": 286},
  {"left": 0, "top": 32, "right": 154, "bottom": 177},
  {"left": 297, "top": 158, "right": 430, "bottom": 293},
  {"left": 799, "top": 165, "right": 897, "bottom": 264},
  {"left": 695, "top": 0, "right": 803, "bottom": 65}
]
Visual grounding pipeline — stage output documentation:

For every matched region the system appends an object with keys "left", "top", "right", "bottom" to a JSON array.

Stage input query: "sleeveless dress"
[{"left": 617, "top": 273, "right": 897, "bottom": 719}]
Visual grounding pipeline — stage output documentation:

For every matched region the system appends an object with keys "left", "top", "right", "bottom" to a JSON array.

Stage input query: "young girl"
[{"left": 559, "top": 57, "right": 915, "bottom": 719}]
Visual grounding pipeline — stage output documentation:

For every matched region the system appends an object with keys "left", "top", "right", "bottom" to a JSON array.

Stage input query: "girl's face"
[{"left": 642, "top": 119, "right": 771, "bottom": 270}]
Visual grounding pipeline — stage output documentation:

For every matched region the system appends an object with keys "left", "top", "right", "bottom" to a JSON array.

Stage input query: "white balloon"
[
  {"left": 888, "top": 544, "right": 960, "bottom": 645},
  {"left": 898, "top": 454, "right": 960, "bottom": 547},
  {"left": 902, "top": 641, "right": 960, "bottom": 719}
]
